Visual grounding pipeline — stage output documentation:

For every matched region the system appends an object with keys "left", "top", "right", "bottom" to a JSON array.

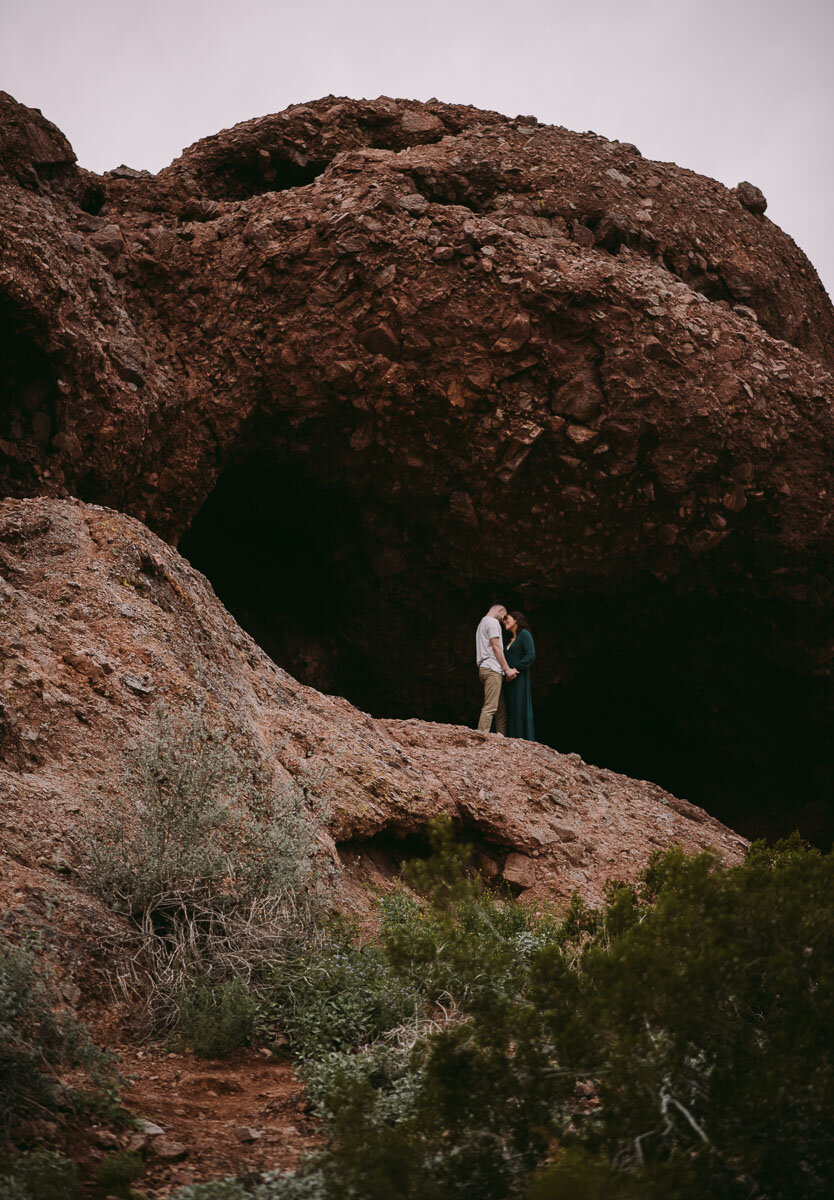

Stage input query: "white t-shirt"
[{"left": 476, "top": 614, "right": 504, "bottom": 673}]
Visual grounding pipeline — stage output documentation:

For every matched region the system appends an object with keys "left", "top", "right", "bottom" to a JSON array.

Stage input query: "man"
[{"left": 475, "top": 603, "right": 518, "bottom": 734}]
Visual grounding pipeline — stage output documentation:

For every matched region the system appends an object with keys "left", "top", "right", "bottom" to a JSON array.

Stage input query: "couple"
[{"left": 475, "top": 603, "right": 536, "bottom": 741}]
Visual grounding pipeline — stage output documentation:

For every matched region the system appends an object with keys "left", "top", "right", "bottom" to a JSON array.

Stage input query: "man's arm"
[{"left": 490, "top": 636, "right": 518, "bottom": 678}]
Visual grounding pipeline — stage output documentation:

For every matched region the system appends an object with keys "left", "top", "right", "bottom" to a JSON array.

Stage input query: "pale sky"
[{"left": 2, "top": 0, "right": 833, "bottom": 298}]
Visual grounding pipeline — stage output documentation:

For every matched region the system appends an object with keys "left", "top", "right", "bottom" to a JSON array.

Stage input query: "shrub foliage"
[
  {"left": 82, "top": 704, "right": 322, "bottom": 919},
  {"left": 0, "top": 935, "right": 112, "bottom": 1141},
  {"left": 175, "top": 978, "right": 257, "bottom": 1059},
  {"left": 81, "top": 705, "right": 329, "bottom": 1036},
  {"left": 0, "top": 1149, "right": 78, "bottom": 1200},
  {"left": 255, "top": 932, "right": 419, "bottom": 1061},
  {"left": 170, "top": 824, "right": 834, "bottom": 1200}
]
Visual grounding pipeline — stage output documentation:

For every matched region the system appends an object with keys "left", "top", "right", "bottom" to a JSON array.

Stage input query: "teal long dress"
[{"left": 505, "top": 629, "right": 536, "bottom": 740}]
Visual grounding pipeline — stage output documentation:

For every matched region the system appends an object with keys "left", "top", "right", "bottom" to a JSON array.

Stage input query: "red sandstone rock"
[
  {"left": 2, "top": 93, "right": 834, "bottom": 838},
  {"left": 502, "top": 853, "right": 537, "bottom": 891},
  {"left": 0, "top": 90, "right": 76, "bottom": 186},
  {"left": 233, "top": 1127, "right": 262, "bottom": 1143},
  {"left": 148, "top": 1137, "right": 188, "bottom": 1161},
  {"left": 734, "top": 181, "right": 768, "bottom": 215}
]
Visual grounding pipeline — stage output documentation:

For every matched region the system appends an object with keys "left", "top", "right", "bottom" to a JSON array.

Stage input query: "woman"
[{"left": 502, "top": 611, "right": 536, "bottom": 741}]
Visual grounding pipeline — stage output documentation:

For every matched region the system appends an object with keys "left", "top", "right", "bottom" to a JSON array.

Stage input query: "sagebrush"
[
  {"left": 81, "top": 704, "right": 332, "bottom": 1033},
  {"left": 82, "top": 704, "right": 324, "bottom": 917}
]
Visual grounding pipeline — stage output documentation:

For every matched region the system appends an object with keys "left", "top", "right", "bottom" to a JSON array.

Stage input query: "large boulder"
[{"left": 1, "top": 93, "right": 833, "bottom": 840}]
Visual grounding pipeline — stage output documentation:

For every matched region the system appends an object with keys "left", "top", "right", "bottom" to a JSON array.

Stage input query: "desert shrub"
[
  {"left": 257, "top": 1179, "right": 330, "bottom": 1200},
  {"left": 166, "top": 1183, "right": 251, "bottom": 1200},
  {"left": 174, "top": 978, "right": 257, "bottom": 1058},
  {"left": 0, "top": 1149, "right": 78, "bottom": 1200},
  {"left": 82, "top": 705, "right": 323, "bottom": 919},
  {"left": 71, "top": 1073, "right": 132, "bottom": 1129},
  {"left": 93, "top": 1148, "right": 143, "bottom": 1195},
  {"left": 379, "top": 829, "right": 558, "bottom": 1009},
  {"left": 0, "top": 934, "right": 113, "bottom": 1139},
  {"left": 252, "top": 829, "right": 834, "bottom": 1200},
  {"left": 0, "top": 1177, "right": 26, "bottom": 1200},
  {"left": 256, "top": 934, "right": 418, "bottom": 1061},
  {"left": 303, "top": 1043, "right": 422, "bottom": 1128},
  {"left": 167, "top": 1173, "right": 338, "bottom": 1199},
  {"left": 530, "top": 835, "right": 834, "bottom": 1199},
  {"left": 81, "top": 705, "right": 331, "bottom": 1030}
]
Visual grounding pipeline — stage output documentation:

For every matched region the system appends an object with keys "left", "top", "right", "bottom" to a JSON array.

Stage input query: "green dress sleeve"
[{"left": 513, "top": 630, "right": 535, "bottom": 669}]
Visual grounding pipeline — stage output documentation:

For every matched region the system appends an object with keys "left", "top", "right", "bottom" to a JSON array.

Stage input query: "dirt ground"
[
  {"left": 63, "top": 1045, "right": 321, "bottom": 1197},
  {"left": 0, "top": 859, "right": 324, "bottom": 1195}
]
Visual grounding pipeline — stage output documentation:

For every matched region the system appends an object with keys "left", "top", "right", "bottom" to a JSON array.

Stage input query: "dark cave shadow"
[{"left": 180, "top": 457, "right": 834, "bottom": 850}]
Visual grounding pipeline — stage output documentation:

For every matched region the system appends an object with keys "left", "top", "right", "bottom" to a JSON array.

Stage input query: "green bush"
[
  {"left": 303, "top": 1043, "right": 421, "bottom": 1129},
  {"left": 167, "top": 1173, "right": 335, "bottom": 1200},
  {"left": 166, "top": 1184, "right": 251, "bottom": 1200},
  {"left": 175, "top": 978, "right": 257, "bottom": 1058},
  {"left": 262, "top": 829, "right": 834, "bottom": 1200},
  {"left": 379, "top": 832, "right": 558, "bottom": 1009},
  {"left": 0, "top": 934, "right": 112, "bottom": 1140},
  {"left": 0, "top": 1149, "right": 78, "bottom": 1200},
  {"left": 256, "top": 934, "right": 418, "bottom": 1061},
  {"left": 93, "top": 1149, "right": 143, "bottom": 1196},
  {"left": 531, "top": 835, "right": 834, "bottom": 1199},
  {"left": 71, "top": 1076, "right": 132, "bottom": 1129}
]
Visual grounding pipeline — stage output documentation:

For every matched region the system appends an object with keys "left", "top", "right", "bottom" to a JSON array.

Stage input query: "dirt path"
[{"left": 79, "top": 1046, "right": 320, "bottom": 1196}]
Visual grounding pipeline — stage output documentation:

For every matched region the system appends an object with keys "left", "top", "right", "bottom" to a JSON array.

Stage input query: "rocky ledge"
[{"left": 0, "top": 497, "right": 745, "bottom": 927}]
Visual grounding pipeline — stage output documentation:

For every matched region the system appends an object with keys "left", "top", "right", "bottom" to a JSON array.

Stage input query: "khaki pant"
[{"left": 477, "top": 666, "right": 506, "bottom": 734}]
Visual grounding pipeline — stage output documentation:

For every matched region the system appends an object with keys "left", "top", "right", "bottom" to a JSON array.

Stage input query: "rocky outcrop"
[
  {"left": 0, "top": 90, "right": 76, "bottom": 187},
  {"left": 0, "top": 496, "right": 745, "bottom": 912},
  {"left": 2, "top": 92, "right": 834, "bottom": 840}
]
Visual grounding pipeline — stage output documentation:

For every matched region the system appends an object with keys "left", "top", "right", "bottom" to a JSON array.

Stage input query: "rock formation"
[
  {"left": 0, "top": 496, "right": 745, "bottom": 918},
  {"left": 0, "top": 493, "right": 748, "bottom": 1188},
  {"left": 2, "top": 91, "right": 834, "bottom": 841}
]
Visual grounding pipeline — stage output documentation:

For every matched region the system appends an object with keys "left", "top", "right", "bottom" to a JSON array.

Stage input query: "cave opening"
[
  {"left": 0, "top": 295, "right": 58, "bottom": 495},
  {"left": 80, "top": 183, "right": 106, "bottom": 215},
  {"left": 205, "top": 154, "right": 328, "bottom": 201},
  {"left": 337, "top": 823, "right": 518, "bottom": 892},
  {"left": 522, "top": 583, "right": 834, "bottom": 847},
  {"left": 181, "top": 458, "right": 834, "bottom": 848},
  {"left": 179, "top": 456, "right": 373, "bottom": 697}
]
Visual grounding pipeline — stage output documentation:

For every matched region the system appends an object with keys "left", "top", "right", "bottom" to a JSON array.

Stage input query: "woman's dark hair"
[{"left": 508, "top": 610, "right": 531, "bottom": 636}]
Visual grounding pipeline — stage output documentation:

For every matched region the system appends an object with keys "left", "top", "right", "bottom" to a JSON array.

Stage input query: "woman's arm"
[{"left": 515, "top": 630, "right": 536, "bottom": 669}]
